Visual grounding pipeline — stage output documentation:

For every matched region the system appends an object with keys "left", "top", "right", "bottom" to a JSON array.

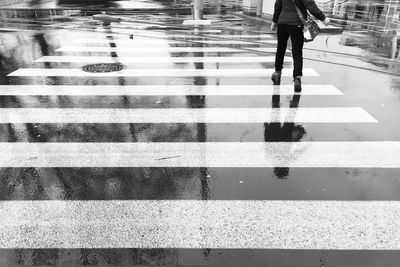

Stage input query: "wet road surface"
[{"left": 1, "top": 7, "right": 400, "bottom": 266}]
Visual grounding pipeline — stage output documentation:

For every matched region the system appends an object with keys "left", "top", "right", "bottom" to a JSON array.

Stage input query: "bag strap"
[{"left": 291, "top": 0, "right": 307, "bottom": 25}]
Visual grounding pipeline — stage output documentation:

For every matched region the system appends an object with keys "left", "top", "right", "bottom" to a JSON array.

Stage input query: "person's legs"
[
  {"left": 289, "top": 25, "right": 304, "bottom": 78},
  {"left": 289, "top": 25, "right": 304, "bottom": 92},
  {"left": 275, "top": 24, "right": 290, "bottom": 72},
  {"left": 272, "top": 24, "right": 290, "bottom": 85}
]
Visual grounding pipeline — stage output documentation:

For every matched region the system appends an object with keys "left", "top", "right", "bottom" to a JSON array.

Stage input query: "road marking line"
[
  {"left": 204, "top": 34, "right": 274, "bottom": 38},
  {"left": 81, "top": 33, "right": 274, "bottom": 39},
  {"left": 0, "top": 85, "right": 341, "bottom": 96},
  {"left": 8, "top": 68, "right": 318, "bottom": 77},
  {"left": 35, "top": 56, "right": 289, "bottom": 63},
  {"left": 73, "top": 38, "right": 277, "bottom": 45},
  {"left": 0, "top": 200, "right": 399, "bottom": 249},
  {"left": 182, "top": 19, "right": 213, "bottom": 25},
  {"left": 0, "top": 142, "right": 396, "bottom": 168},
  {"left": 0, "top": 108, "right": 376, "bottom": 123},
  {"left": 56, "top": 46, "right": 277, "bottom": 53},
  {"left": 92, "top": 27, "right": 223, "bottom": 34}
]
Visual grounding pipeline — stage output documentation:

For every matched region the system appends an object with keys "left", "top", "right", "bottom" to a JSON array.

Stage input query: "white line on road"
[
  {"left": 84, "top": 33, "right": 274, "bottom": 39},
  {"left": 0, "top": 200, "right": 399, "bottom": 249},
  {"left": 0, "top": 85, "right": 341, "bottom": 96},
  {"left": 0, "top": 108, "right": 376, "bottom": 123},
  {"left": 56, "top": 46, "right": 277, "bottom": 53},
  {"left": 8, "top": 68, "right": 318, "bottom": 77},
  {"left": 35, "top": 56, "right": 289, "bottom": 63},
  {"left": 73, "top": 38, "right": 277, "bottom": 45},
  {"left": 182, "top": 19, "right": 213, "bottom": 25},
  {"left": 0, "top": 142, "right": 397, "bottom": 168},
  {"left": 203, "top": 34, "right": 274, "bottom": 39},
  {"left": 110, "top": 28, "right": 224, "bottom": 34},
  {"left": 88, "top": 27, "right": 223, "bottom": 34}
]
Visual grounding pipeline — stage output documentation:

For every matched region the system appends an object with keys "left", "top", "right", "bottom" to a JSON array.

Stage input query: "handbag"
[{"left": 291, "top": 0, "right": 320, "bottom": 42}]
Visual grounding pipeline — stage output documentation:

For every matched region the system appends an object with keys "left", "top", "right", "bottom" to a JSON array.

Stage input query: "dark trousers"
[{"left": 274, "top": 24, "right": 304, "bottom": 78}]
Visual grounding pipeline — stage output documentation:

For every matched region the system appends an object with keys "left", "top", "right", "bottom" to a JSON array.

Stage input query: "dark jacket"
[{"left": 272, "top": 0, "right": 326, "bottom": 25}]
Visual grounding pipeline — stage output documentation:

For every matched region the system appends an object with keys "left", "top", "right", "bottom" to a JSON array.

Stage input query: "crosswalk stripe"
[
  {"left": 35, "top": 56, "right": 290, "bottom": 63},
  {"left": 204, "top": 34, "right": 274, "bottom": 38},
  {"left": 94, "top": 28, "right": 224, "bottom": 34},
  {"left": 0, "top": 200, "right": 399, "bottom": 249},
  {"left": 56, "top": 46, "right": 277, "bottom": 53},
  {"left": 82, "top": 33, "right": 274, "bottom": 39},
  {"left": 0, "top": 142, "right": 396, "bottom": 168},
  {"left": 8, "top": 68, "right": 318, "bottom": 77},
  {"left": 73, "top": 38, "right": 277, "bottom": 45},
  {"left": 0, "top": 108, "right": 375, "bottom": 123},
  {"left": 0, "top": 85, "right": 341, "bottom": 96}
]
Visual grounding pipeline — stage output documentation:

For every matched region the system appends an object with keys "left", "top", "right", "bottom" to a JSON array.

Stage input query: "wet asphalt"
[{"left": 1, "top": 3, "right": 400, "bottom": 266}]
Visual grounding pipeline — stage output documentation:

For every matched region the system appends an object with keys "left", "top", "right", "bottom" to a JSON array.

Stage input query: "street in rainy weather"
[{"left": 0, "top": 0, "right": 400, "bottom": 266}]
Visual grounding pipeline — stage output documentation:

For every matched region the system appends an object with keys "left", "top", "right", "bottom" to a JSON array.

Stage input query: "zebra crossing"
[
  {"left": 35, "top": 56, "right": 290, "bottom": 63},
  {"left": 2, "top": 23, "right": 400, "bottom": 256},
  {"left": 54, "top": 46, "right": 278, "bottom": 53},
  {"left": 1, "top": 142, "right": 399, "bottom": 168},
  {"left": 0, "top": 84, "right": 339, "bottom": 95},
  {"left": 0, "top": 107, "right": 376, "bottom": 123},
  {"left": 9, "top": 67, "right": 319, "bottom": 77},
  {"left": 2, "top": 200, "right": 399, "bottom": 249}
]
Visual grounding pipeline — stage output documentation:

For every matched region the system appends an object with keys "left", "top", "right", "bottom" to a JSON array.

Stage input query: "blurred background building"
[{"left": 244, "top": 0, "right": 399, "bottom": 34}]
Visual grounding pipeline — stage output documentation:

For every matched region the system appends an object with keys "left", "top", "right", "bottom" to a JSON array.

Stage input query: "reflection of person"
[
  {"left": 270, "top": 0, "right": 330, "bottom": 92},
  {"left": 264, "top": 93, "right": 306, "bottom": 179}
]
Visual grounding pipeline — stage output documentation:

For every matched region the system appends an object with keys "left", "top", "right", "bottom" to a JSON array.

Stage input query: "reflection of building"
[{"left": 0, "top": 0, "right": 23, "bottom": 6}]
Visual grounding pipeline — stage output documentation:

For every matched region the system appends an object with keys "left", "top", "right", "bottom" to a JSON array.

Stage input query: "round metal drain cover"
[{"left": 82, "top": 63, "right": 125, "bottom": 73}]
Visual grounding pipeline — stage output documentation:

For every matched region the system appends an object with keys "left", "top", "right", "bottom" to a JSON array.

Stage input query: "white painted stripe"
[
  {"left": 183, "top": 40, "right": 277, "bottom": 44},
  {"left": 0, "top": 108, "right": 375, "bottom": 123},
  {"left": 0, "top": 142, "right": 396, "bottom": 168},
  {"left": 56, "top": 46, "right": 276, "bottom": 53},
  {"left": 93, "top": 28, "right": 223, "bottom": 34},
  {"left": 74, "top": 38, "right": 277, "bottom": 45},
  {"left": 0, "top": 85, "right": 341, "bottom": 96},
  {"left": 35, "top": 56, "right": 288, "bottom": 63},
  {"left": 8, "top": 68, "right": 318, "bottom": 77},
  {"left": 75, "top": 39, "right": 189, "bottom": 44},
  {"left": 1, "top": 200, "right": 399, "bottom": 249},
  {"left": 84, "top": 33, "right": 274, "bottom": 39},
  {"left": 205, "top": 34, "right": 274, "bottom": 38},
  {"left": 182, "top": 19, "right": 213, "bottom": 25}
]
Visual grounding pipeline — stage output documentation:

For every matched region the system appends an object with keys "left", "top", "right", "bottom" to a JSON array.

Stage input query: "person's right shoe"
[
  {"left": 271, "top": 71, "right": 281, "bottom": 85},
  {"left": 294, "top": 76, "right": 302, "bottom": 93}
]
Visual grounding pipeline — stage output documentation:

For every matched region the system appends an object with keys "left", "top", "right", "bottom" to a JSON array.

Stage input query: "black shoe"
[
  {"left": 271, "top": 71, "right": 281, "bottom": 85},
  {"left": 294, "top": 76, "right": 302, "bottom": 92}
]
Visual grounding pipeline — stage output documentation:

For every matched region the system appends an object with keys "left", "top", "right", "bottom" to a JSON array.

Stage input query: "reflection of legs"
[
  {"left": 290, "top": 94, "right": 301, "bottom": 108},
  {"left": 271, "top": 94, "right": 304, "bottom": 179},
  {"left": 272, "top": 94, "right": 280, "bottom": 108}
]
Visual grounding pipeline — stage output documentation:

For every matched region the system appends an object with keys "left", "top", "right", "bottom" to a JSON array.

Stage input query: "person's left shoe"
[{"left": 294, "top": 76, "right": 302, "bottom": 93}]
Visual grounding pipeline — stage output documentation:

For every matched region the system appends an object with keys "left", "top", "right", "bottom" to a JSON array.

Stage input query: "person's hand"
[
  {"left": 323, "top": 17, "right": 330, "bottom": 26},
  {"left": 271, "top": 22, "right": 277, "bottom": 31}
]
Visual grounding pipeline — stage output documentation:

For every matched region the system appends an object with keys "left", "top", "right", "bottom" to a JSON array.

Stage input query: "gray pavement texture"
[{"left": 1, "top": 1, "right": 400, "bottom": 266}]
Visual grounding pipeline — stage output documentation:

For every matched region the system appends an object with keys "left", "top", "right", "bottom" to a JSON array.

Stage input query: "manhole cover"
[{"left": 82, "top": 63, "right": 125, "bottom": 73}]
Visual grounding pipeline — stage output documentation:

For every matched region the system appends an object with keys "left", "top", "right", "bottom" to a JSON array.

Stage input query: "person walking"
[{"left": 271, "top": 0, "right": 330, "bottom": 92}]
